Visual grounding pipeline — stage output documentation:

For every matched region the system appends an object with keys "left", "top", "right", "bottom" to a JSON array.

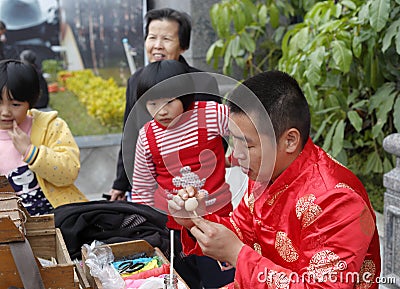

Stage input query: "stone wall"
[
  {"left": 382, "top": 133, "right": 400, "bottom": 287},
  {"left": 74, "top": 133, "right": 122, "bottom": 200}
]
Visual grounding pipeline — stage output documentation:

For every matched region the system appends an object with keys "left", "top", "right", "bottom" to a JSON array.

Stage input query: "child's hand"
[
  {"left": 167, "top": 186, "right": 207, "bottom": 228},
  {"left": 167, "top": 192, "right": 196, "bottom": 230},
  {"left": 168, "top": 186, "right": 203, "bottom": 212},
  {"left": 8, "top": 120, "right": 32, "bottom": 156}
]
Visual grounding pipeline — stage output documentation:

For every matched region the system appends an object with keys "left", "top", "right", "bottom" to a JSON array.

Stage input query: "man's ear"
[{"left": 284, "top": 128, "right": 301, "bottom": 154}]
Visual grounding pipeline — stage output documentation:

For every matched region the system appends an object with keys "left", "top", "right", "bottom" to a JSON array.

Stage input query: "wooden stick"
[{"left": 170, "top": 230, "right": 174, "bottom": 287}]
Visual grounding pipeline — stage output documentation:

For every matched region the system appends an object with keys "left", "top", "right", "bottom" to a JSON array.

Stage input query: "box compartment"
[
  {"left": 0, "top": 193, "right": 79, "bottom": 289},
  {"left": 81, "top": 239, "right": 188, "bottom": 289}
]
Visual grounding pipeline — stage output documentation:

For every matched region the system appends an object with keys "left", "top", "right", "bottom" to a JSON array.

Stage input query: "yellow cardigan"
[{"left": 27, "top": 109, "right": 88, "bottom": 207}]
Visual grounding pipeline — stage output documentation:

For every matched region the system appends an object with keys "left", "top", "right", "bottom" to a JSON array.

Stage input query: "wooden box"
[
  {"left": 81, "top": 240, "right": 189, "bottom": 289},
  {"left": 0, "top": 175, "right": 14, "bottom": 192},
  {"left": 0, "top": 193, "right": 79, "bottom": 289}
]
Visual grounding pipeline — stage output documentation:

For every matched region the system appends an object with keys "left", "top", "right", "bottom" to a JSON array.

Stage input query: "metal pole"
[{"left": 122, "top": 38, "right": 136, "bottom": 75}]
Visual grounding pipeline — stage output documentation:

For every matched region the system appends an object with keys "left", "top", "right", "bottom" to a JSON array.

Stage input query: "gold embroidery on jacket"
[
  {"left": 248, "top": 192, "right": 255, "bottom": 214},
  {"left": 326, "top": 153, "right": 346, "bottom": 167},
  {"left": 296, "top": 194, "right": 322, "bottom": 228},
  {"left": 335, "top": 182, "right": 354, "bottom": 191},
  {"left": 229, "top": 213, "right": 243, "bottom": 241},
  {"left": 275, "top": 231, "right": 299, "bottom": 262},
  {"left": 267, "top": 185, "right": 289, "bottom": 205},
  {"left": 254, "top": 242, "right": 262, "bottom": 255},
  {"left": 307, "top": 250, "right": 347, "bottom": 282},
  {"left": 355, "top": 259, "right": 376, "bottom": 289}
]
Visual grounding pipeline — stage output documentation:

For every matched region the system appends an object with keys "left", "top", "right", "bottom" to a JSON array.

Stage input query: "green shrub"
[
  {"left": 207, "top": 0, "right": 400, "bottom": 212},
  {"left": 279, "top": 0, "right": 400, "bottom": 176},
  {"left": 49, "top": 90, "right": 122, "bottom": 136},
  {"left": 206, "top": 0, "right": 322, "bottom": 76},
  {"left": 42, "top": 59, "right": 64, "bottom": 82},
  {"left": 58, "top": 70, "right": 126, "bottom": 127}
]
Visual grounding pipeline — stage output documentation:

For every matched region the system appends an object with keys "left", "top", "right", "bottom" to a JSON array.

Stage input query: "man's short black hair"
[
  {"left": 228, "top": 70, "right": 310, "bottom": 147},
  {"left": 0, "top": 21, "right": 6, "bottom": 30},
  {"left": 144, "top": 8, "right": 191, "bottom": 50},
  {"left": 0, "top": 59, "right": 40, "bottom": 108}
]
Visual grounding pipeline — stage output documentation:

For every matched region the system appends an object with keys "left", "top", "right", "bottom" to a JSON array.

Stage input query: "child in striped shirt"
[{"left": 130, "top": 59, "right": 235, "bottom": 288}]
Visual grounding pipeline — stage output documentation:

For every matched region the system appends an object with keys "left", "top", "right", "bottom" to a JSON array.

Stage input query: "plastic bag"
[{"left": 83, "top": 240, "right": 125, "bottom": 289}]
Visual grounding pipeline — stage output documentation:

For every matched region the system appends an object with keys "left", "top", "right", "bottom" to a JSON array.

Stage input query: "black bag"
[{"left": 54, "top": 200, "right": 169, "bottom": 259}]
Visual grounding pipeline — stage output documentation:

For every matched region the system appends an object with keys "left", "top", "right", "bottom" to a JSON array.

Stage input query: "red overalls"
[{"left": 145, "top": 102, "right": 233, "bottom": 229}]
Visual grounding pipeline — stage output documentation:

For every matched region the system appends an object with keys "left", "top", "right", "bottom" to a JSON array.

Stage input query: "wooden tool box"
[
  {"left": 0, "top": 192, "right": 79, "bottom": 289},
  {"left": 81, "top": 239, "right": 189, "bottom": 289}
]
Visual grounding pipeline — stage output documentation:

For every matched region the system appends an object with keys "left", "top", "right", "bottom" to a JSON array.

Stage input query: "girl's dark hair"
[
  {"left": 0, "top": 59, "right": 40, "bottom": 108},
  {"left": 145, "top": 8, "right": 191, "bottom": 50},
  {"left": 137, "top": 60, "right": 195, "bottom": 111}
]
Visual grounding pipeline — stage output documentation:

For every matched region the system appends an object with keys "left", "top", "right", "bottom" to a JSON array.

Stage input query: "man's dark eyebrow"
[{"left": 230, "top": 132, "right": 253, "bottom": 143}]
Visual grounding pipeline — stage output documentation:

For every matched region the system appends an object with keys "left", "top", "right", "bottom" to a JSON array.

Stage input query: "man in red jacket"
[{"left": 169, "top": 70, "right": 381, "bottom": 289}]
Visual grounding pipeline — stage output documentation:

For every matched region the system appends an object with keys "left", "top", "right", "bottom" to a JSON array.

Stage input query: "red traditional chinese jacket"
[{"left": 182, "top": 138, "right": 381, "bottom": 289}]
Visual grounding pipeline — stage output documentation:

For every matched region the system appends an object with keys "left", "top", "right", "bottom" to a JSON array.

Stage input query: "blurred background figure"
[
  {"left": 0, "top": 0, "right": 59, "bottom": 63},
  {"left": 20, "top": 49, "right": 49, "bottom": 109},
  {"left": 0, "top": 20, "right": 6, "bottom": 60}
]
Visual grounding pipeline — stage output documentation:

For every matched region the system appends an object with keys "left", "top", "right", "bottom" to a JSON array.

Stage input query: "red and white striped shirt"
[{"left": 131, "top": 101, "right": 229, "bottom": 205}]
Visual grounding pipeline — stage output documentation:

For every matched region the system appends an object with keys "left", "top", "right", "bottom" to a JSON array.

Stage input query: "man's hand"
[
  {"left": 190, "top": 217, "right": 244, "bottom": 267},
  {"left": 8, "top": 120, "right": 31, "bottom": 156},
  {"left": 109, "top": 189, "right": 126, "bottom": 201}
]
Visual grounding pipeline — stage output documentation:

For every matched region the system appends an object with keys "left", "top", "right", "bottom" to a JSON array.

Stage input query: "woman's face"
[
  {"left": 145, "top": 19, "right": 185, "bottom": 63},
  {"left": 0, "top": 88, "right": 29, "bottom": 130}
]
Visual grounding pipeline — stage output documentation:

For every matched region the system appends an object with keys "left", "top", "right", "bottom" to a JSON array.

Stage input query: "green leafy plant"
[
  {"left": 208, "top": 0, "right": 400, "bottom": 212},
  {"left": 206, "top": 0, "right": 322, "bottom": 76},
  {"left": 42, "top": 59, "right": 64, "bottom": 82},
  {"left": 49, "top": 90, "right": 122, "bottom": 136},
  {"left": 208, "top": 0, "right": 399, "bottom": 175},
  {"left": 278, "top": 0, "right": 400, "bottom": 175},
  {"left": 58, "top": 70, "right": 126, "bottom": 127}
]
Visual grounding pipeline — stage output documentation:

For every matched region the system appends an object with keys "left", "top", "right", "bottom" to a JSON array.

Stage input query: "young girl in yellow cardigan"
[{"left": 0, "top": 59, "right": 87, "bottom": 215}]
